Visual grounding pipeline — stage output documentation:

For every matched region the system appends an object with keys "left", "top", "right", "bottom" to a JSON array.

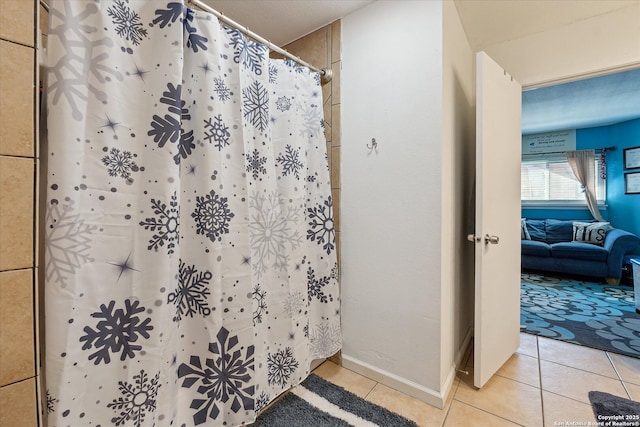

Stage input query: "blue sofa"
[{"left": 521, "top": 219, "right": 640, "bottom": 284}]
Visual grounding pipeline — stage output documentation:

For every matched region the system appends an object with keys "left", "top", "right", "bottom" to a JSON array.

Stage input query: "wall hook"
[{"left": 367, "top": 138, "right": 378, "bottom": 152}]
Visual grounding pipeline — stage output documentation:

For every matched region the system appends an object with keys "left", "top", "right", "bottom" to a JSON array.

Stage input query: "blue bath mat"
[{"left": 521, "top": 272, "right": 640, "bottom": 359}]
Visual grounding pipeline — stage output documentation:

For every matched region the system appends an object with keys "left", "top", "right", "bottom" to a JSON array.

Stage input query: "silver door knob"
[{"left": 484, "top": 234, "right": 499, "bottom": 245}]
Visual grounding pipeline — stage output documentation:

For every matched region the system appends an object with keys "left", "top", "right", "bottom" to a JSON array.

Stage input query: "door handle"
[
  {"left": 467, "top": 234, "right": 481, "bottom": 243},
  {"left": 484, "top": 234, "right": 499, "bottom": 245}
]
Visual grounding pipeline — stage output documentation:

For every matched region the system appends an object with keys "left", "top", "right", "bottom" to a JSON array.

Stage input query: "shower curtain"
[{"left": 44, "top": 1, "right": 341, "bottom": 426}]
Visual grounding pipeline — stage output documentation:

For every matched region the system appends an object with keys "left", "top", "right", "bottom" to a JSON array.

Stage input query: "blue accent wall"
[{"left": 522, "top": 118, "right": 640, "bottom": 253}]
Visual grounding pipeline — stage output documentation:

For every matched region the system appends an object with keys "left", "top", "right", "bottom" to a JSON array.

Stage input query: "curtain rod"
[
  {"left": 188, "top": 0, "right": 332, "bottom": 83},
  {"left": 522, "top": 146, "right": 616, "bottom": 156},
  {"left": 40, "top": 0, "right": 331, "bottom": 83}
]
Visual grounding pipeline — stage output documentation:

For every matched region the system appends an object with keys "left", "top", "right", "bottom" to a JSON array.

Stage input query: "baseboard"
[
  {"left": 442, "top": 327, "right": 473, "bottom": 400},
  {"left": 341, "top": 354, "right": 445, "bottom": 409},
  {"left": 341, "top": 328, "right": 473, "bottom": 410}
]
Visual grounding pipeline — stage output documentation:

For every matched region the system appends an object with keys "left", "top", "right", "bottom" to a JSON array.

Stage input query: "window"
[{"left": 521, "top": 154, "right": 605, "bottom": 203}]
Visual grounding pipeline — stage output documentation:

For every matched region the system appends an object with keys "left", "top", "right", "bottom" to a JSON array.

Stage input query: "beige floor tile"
[
  {"left": 366, "top": 383, "right": 448, "bottom": 427},
  {"left": 542, "top": 391, "right": 596, "bottom": 426},
  {"left": 540, "top": 360, "right": 627, "bottom": 404},
  {"left": 443, "top": 400, "right": 521, "bottom": 427},
  {"left": 313, "top": 361, "right": 376, "bottom": 398},
  {"left": 608, "top": 352, "right": 640, "bottom": 386},
  {"left": 455, "top": 373, "right": 543, "bottom": 426},
  {"left": 626, "top": 382, "right": 640, "bottom": 401},
  {"left": 496, "top": 352, "right": 540, "bottom": 388},
  {"left": 538, "top": 337, "right": 617, "bottom": 378},
  {"left": 517, "top": 333, "right": 539, "bottom": 358}
]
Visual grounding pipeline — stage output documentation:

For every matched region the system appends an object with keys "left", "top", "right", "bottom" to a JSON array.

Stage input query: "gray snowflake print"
[
  {"left": 46, "top": 390, "right": 57, "bottom": 414},
  {"left": 248, "top": 191, "right": 302, "bottom": 278},
  {"left": 255, "top": 391, "right": 270, "bottom": 413},
  {"left": 242, "top": 80, "right": 269, "bottom": 132},
  {"left": 102, "top": 147, "right": 139, "bottom": 179},
  {"left": 48, "top": 1, "right": 122, "bottom": 121},
  {"left": 245, "top": 148, "right": 268, "bottom": 180},
  {"left": 267, "top": 347, "right": 299, "bottom": 388},
  {"left": 310, "top": 322, "right": 341, "bottom": 358},
  {"left": 147, "top": 82, "right": 195, "bottom": 165},
  {"left": 177, "top": 327, "right": 255, "bottom": 425},
  {"left": 268, "top": 63, "right": 278, "bottom": 84},
  {"left": 139, "top": 191, "right": 180, "bottom": 254},
  {"left": 107, "top": 0, "right": 148, "bottom": 46},
  {"left": 307, "top": 266, "right": 333, "bottom": 304},
  {"left": 213, "top": 77, "right": 231, "bottom": 102},
  {"left": 168, "top": 260, "right": 212, "bottom": 323},
  {"left": 276, "top": 144, "right": 303, "bottom": 179},
  {"left": 252, "top": 284, "right": 267, "bottom": 325},
  {"left": 225, "top": 27, "right": 267, "bottom": 75},
  {"left": 298, "top": 101, "right": 323, "bottom": 140},
  {"left": 192, "top": 189, "right": 234, "bottom": 242},
  {"left": 79, "top": 299, "right": 153, "bottom": 365},
  {"left": 283, "top": 291, "right": 307, "bottom": 317},
  {"left": 153, "top": 4, "right": 208, "bottom": 53},
  {"left": 275, "top": 96, "right": 291, "bottom": 112},
  {"left": 45, "top": 199, "right": 96, "bottom": 286},
  {"left": 107, "top": 369, "right": 160, "bottom": 427},
  {"left": 307, "top": 196, "right": 335, "bottom": 255},
  {"left": 204, "top": 114, "right": 231, "bottom": 151}
]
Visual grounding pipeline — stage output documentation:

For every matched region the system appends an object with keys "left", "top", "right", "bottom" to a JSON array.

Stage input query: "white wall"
[
  {"left": 440, "top": 0, "right": 475, "bottom": 390},
  {"left": 340, "top": 0, "right": 639, "bottom": 409},
  {"left": 484, "top": 3, "right": 640, "bottom": 87},
  {"left": 341, "top": 0, "right": 445, "bottom": 404}
]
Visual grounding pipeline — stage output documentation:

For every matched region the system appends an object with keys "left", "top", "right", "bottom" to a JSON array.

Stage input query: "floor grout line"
[
  {"left": 319, "top": 336, "right": 632, "bottom": 427},
  {"left": 362, "top": 381, "right": 377, "bottom": 400},
  {"left": 606, "top": 351, "right": 633, "bottom": 400},
  {"left": 536, "top": 335, "right": 547, "bottom": 427},
  {"left": 538, "top": 357, "right": 624, "bottom": 380}
]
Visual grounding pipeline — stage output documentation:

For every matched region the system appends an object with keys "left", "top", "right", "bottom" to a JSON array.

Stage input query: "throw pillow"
[
  {"left": 521, "top": 218, "right": 531, "bottom": 240},
  {"left": 546, "top": 219, "right": 574, "bottom": 244},
  {"left": 572, "top": 221, "right": 610, "bottom": 246},
  {"left": 526, "top": 219, "right": 547, "bottom": 242}
]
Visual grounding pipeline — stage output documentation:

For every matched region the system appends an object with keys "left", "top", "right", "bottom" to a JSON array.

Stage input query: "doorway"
[{"left": 519, "top": 68, "right": 640, "bottom": 357}]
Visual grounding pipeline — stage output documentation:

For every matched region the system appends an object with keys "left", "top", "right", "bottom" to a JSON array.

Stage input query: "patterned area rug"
[
  {"left": 521, "top": 272, "right": 640, "bottom": 359},
  {"left": 252, "top": 374, "right": 417, "bottom": 426}
]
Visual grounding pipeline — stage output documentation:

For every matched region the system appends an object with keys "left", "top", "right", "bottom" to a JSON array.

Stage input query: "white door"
[{"left": 472, "top": 52, "right": 522, "bottom": 388}]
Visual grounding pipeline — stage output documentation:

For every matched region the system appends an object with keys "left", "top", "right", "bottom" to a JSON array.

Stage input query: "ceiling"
[
  {"left": 204, "top": 0, "right": 373, "bottom": 46},
  {"left": 203, "top": 0, "right": 640, "bottom": 134},
  {"left": 522, "top": 69, "right": 640, "bottom": 135}
]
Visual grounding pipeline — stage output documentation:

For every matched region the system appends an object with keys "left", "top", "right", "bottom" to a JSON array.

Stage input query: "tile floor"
[{"left": 311, "top": 333, "right": 640, "bottom": 426}]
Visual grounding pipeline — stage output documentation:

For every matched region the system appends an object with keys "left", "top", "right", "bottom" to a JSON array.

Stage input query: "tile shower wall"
[
  {"left": 0, "top": 1, "right": 40, "bottom": 425},
  {"left": 279, "top": 21, "right": 342, "bottom": 362}
]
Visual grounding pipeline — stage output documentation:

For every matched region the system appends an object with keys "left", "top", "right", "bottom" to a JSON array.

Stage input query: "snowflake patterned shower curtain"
[{"left": 44, "top": 1, "right": 341, "bottom": 426}]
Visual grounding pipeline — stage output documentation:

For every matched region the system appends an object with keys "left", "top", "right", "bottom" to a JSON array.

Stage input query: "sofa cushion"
[
  {"left": 546, "top": 219, "right": 574, "bottom": 244},
  {"left": 521, "top": 218, "right": 531, "bottom": 240},
  {"left": 572, "top": 221, "right": 609, "bottom": 246},
  {"left": 522, "top": 240, "right": 551, "bottom": 257},
  {"left": 550, "top": 242, "right": 608, "bottom": 262},
  {"left": 525, "top": 219, "right": 547, "bottom": 242}
]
